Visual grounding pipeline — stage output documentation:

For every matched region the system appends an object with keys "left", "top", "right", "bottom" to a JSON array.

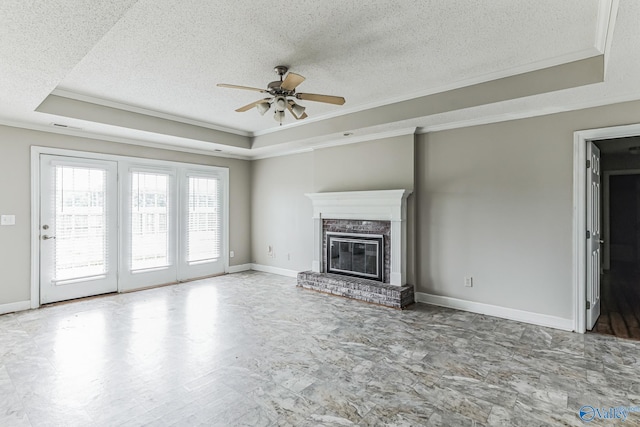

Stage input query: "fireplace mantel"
[{"left": 305, "top": 189, "right": 411, "bottom": 286}]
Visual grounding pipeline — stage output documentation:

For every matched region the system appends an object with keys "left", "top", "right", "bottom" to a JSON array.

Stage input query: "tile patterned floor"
[{"left": 1, "top": 271, "right": 640, "bottom": 426}]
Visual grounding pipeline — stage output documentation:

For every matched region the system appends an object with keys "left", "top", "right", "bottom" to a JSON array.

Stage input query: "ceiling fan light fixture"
[
  {"left": 275, "top": 97, "right": 286, "bottom": 112},
  {"left": 218, "top": 66, "right": 346, "bottom": 125},
  {"left": 256, "top": 101, "right": 270, "bottom": 116},
  {"left": 274, "top": 110, "right": 285, "bottom": 123},
  {"left": 290, "top": 102, "right": 306, "bottom": 119}
]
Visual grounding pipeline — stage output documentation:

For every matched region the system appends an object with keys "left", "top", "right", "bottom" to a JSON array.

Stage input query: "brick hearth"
[{"left": 297, "top": 271, "right": 414, "bottom": 309}]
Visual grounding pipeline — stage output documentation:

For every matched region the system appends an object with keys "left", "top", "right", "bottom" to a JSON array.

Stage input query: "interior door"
[
  {"left": 40, "top": 155, "right": 118, "bottom": 304},
  {"left": 586, "top": 142, "right": 602, "bottom": 330}
]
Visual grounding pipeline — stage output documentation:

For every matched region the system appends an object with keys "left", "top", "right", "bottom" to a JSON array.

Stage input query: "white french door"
[
  {"left": 178, "top": 170, "right": 225, "bottom": 280},
  {"left": 120, "top": 166, "right": 226, "bottom": 287},
  {"left": 119, "top": 166, "right": 177, "bottom": 290},
  {"left": 37, "top": 150, "right": 228, "bottom": 304},
  {"left": 39, "top": 155, "right": 118, "bottom": 304}
]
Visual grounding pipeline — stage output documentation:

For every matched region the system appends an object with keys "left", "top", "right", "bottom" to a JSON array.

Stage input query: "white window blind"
[
  {"left": 54, "top": 165, "right": 107, "bottom": 281},
  {"left": 130, "top": 171, "right": 170, "bottom": 271},
  {"left": 187, "top": 176, "right": 221, "bottom": 263}
]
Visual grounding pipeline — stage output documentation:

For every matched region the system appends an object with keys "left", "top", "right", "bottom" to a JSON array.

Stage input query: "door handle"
[
  {"left": 41, "top": 235, "right": 56, "bottom": 240},
  {"left": 599, "top": 240, "right": 605, "bottom": 244}
]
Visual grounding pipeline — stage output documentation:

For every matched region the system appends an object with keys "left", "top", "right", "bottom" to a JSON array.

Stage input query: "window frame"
[{"left": 31, "top": 146, "right": 230, "bottom": 306}]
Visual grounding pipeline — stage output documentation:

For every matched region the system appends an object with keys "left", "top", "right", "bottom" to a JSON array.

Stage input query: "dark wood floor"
[{"left": 593, "top": 262, "right": 640, "bottom": 339}]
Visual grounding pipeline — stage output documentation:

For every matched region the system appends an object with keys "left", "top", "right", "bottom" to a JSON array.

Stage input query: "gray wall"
[
  {"left": 251, "top": 152, "right": 314, "bottom": 270},
  {"left": 417, "top": 100, "right": 640, "bottom": 320},
  {"left": 253, "top": 100, "right": 640, "bottom": 323},
  {"left": 7, "top": 97, "right": 640, "bottom": 322},
  {"left": 0, "top": 125, "right": 251, "bottom": 305},
  {"left": 313, "top": 136, "right": 414, "bottom": 192},
  {"left": 251, "top": 134, "right": 415, "bottom": 279}
]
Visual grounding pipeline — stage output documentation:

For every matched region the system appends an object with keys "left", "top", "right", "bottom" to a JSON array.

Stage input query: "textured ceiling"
[
  {"left": 55, "top": 0, "right": 599, "bottom": 133},
  {"left": 0, "top": 0, "right": 137, "bottom": 112},
  {"left": 2, "top": 0, "right": 639, "bottom": 158}
]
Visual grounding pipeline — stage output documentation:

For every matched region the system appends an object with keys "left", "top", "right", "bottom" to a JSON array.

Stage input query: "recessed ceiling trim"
[
  {"left": 598, "top": 0, "right": 619, "bottom": 76},
  {"left": 37, "top": 94, "right": 251, "bottom": 149},
  {"left": 51, "top": 89, "right": 251, "bottom": 137},
  {"left": 252, "top": 48, "right": 603, "bottom": 138},
  {"left": 252, "top": 55, "right": 605, "bottom": 149},
  {"left": 595, "top": 0, "right": 618, "bottom": 53},
  {"left": 0, "top": 117, "right": 251, "bottom": 160},
  {"left": 417, "top": 90, "right": 640, "bottom": 135},
  {"left": 308, "top": 127, "right": 416, "bottom": 153},
  {"left": 250, "top": 127, "right": 417, "bottom": 161}
]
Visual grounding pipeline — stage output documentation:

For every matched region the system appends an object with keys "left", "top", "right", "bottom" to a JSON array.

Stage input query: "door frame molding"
[
  {"left": 30, "top": 146, "right": 230, "bottom": 308},
  {"left": 573, "top": 123, "right": 640, "bottom": 333}
]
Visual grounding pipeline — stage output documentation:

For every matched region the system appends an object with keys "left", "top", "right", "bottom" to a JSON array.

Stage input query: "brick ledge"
[{"left": 297, "top": 271, "right": 414, "bottom": 309}]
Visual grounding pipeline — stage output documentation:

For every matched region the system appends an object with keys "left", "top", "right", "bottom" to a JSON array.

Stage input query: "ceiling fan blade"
[
  {"left": 217, "top": 83, "right": 266, "bottom": 93},
  {"left": 280, "top": 72, "right": 305, "bottom": 91},
  {"left": 286, "top": 103, "right": 308, "bottom": 120},
  {"left": 235, "top": 99, "right": 270, "bottom": 112},
  {"left": 297, "top": 93, "right": 345, "bottom": 105}
]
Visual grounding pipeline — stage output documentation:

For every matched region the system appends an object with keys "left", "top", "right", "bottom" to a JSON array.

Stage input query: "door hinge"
[
  {"left": 586, "top": 230, "right": 591, "bottom": 239},
  {"left": 586, "top": 159, "right": 591, "bottom": 168},
  {"left": 586, "top": 301, "right": 591, "bottom": 310}
]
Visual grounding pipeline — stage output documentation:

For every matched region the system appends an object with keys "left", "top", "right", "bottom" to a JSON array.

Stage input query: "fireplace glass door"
[{"left": 327, "top": 233, "right": 383, "bottom": 281}]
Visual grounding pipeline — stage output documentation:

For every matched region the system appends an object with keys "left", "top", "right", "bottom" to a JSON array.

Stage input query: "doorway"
[
  {"left": 591, "top": 142, "right": 640, "bottom": 339},
  {"left": 39, "top": 155, "right": 119, "bottom": 304},
  {"left": 573, "top": 128, "right": 640, "bottom": 336},
  {"left": 32, "top": 148, "right": 229, "bottom": 307},
  {"left": 573, "top": 124, "right": 640, "bottom": 334}
]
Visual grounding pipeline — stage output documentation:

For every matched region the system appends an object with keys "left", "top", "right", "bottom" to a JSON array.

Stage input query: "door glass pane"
[
  {"left": 55, "top": 166, "right": 107, "bottom": 281},
  {"left": 131, "top": 172, "right": 169, "bottom": 270},
  {"left": 188, "top": 177, "right": 220, "bottom": 263}
]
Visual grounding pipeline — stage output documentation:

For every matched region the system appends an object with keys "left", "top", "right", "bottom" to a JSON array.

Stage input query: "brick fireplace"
[
  {"left": 324, "top": 219, "right": 390, "bottom": 282},
  {"left": 297, "top": 189, "right": 414, "bottom": 308}
]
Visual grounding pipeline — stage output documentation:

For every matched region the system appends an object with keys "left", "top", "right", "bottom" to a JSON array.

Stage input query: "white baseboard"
[
  {"left": 415, "top": 292, "right": 574, "bottom": 331},
  {"left": 228, "top": 263, "right": 252, "bottom": 273},
  {"left": 250, "top": 264, "right": 299, "bottom": 278},
  {"left": 0, "top": 300, "right": 31, "bottom": 316}
]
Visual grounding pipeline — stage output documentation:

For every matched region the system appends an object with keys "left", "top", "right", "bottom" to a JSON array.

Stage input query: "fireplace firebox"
[{"left": 326, "top": 232, "right": 383, "bottom": 281}]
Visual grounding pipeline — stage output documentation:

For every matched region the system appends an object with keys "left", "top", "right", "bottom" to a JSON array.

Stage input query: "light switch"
[{"left": 1, "top": 215, "right": 16, "bottom": 226}]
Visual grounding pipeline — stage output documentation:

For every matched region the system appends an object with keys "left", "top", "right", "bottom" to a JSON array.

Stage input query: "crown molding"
[
  {"left": 0, "top": 118, "right": 252, "bottom": 160},
  {"left": 250, "top": 127, "right": 417, "bottom": 160},
  {"left": 416, "top": 91, "right": 640, "bottom": 135},
  {"left": 595, "top": 0, "right": 618, "bottom": 53},
  {"left": 51, "top": 89, "right": 251, "bottom": 137}
]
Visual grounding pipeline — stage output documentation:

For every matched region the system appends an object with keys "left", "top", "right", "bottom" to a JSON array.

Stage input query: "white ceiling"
[{"left": 1, "top": 1, "right": 639, "bottom": 158}]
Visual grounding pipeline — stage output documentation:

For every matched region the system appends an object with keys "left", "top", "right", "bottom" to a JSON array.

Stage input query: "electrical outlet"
[
  {"left": 268, "top": 245, "right": 274, "bottom": 257},
  {"left": 0, "top": 215, "right": 15, "bottom": 226},
  {"left": 464, "top": 276, "right": 473, "bottom": 287},
  {"left": 229, "top": 250, "right": 235, "bottom": 258}
]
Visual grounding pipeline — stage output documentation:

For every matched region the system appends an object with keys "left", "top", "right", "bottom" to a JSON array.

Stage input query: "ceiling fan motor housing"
[{"left": 268, "top": 80, "right": 287, "bottom": 92}]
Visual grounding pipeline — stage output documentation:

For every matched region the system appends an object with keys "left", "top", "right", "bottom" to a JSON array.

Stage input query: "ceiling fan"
[{"left": 217, "top": 66, "right": 345, "bottom": 124}]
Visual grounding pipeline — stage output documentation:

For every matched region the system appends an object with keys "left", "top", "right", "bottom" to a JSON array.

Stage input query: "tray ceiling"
[{"left": 1, "top": 1, "right": 638, "bottom": 158}]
